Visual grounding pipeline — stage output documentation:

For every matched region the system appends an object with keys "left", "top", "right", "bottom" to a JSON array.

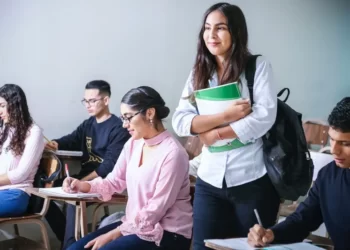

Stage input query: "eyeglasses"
[
  {"left": 119, "top": 110, "right": 142, "bottom": 124},
  {"left": 81, "top": 98, "right": 103, "bottom": 106}
]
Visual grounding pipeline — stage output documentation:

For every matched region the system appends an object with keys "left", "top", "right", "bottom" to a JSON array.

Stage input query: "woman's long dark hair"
[
  {"left": 193, "top": 3, "right": 250, "bottom": 91},
  {"left": 0, "top": 84, "right": 33, "bottom": 156}
]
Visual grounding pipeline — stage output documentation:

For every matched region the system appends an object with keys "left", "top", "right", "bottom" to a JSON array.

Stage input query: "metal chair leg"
[{"left": 13, "top": 224, "right": 20, "bottom": 236}]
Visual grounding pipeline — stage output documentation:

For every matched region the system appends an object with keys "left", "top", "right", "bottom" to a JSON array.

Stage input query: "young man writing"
[
  {"left": 45, "top": 80, "right": 130, "bottom": 249},
  {"left": 248, "top": 97, "right": 350, "bottom": 249}
]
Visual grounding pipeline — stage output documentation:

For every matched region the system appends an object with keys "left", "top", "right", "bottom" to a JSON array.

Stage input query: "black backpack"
[{"left": 245, "top": 55, "right": 314, "bottom": 201}]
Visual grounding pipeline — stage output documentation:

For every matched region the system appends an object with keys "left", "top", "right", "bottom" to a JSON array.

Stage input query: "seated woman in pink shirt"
[
  {"left": 0, "top": 84, "right": 45, "bottom": 217},
  {"left": 64, "top": 86, "right": 193, "bottom": 250}
]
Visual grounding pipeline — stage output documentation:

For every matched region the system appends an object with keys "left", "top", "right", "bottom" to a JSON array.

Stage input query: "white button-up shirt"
[{"left": 172, "top": 56, "right": 277, "bottom": 188}]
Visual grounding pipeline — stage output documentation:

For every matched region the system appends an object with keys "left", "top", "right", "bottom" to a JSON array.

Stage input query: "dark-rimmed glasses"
[{"left": 119, "top": 110, "right": 143, "bottom": 124}]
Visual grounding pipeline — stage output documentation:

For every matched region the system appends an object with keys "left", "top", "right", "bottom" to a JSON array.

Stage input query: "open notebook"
[
  {"left": 204, "top": 238, "right": 323, "bottom": 250},
  {"left": 38, "top": 187, "right": 100, "bottom": 198}
]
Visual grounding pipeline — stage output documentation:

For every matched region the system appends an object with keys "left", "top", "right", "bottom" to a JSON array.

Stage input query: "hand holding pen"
[
  {"left": 247, "top": 209, "right": 275, "bottom": 247},
  {"left": 62, "top": 164, "right": 80, "bottom": 193}
]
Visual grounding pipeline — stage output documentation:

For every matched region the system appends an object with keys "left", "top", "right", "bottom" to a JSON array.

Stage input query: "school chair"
[
  {"left": 0, "top": 150, "right": 62, "bottom": 250},
  {"left": 90, "top": 193, "right": 128, "bottom": 232},
  {"left": 183, "top": 136, "right": 203, "bottom": 160},
  {"left": 303, "top": 120, "right": 330, "bottom": 151},
  {"left": 182, "top": 136, "right": 202, "bottom": 250}
]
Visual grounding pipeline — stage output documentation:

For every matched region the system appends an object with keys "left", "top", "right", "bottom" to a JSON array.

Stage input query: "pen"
[
  {"left": 65, "top": 163, "right": 70, "bottom": 178},
  {"left": 254, "top": 209, "right": 263, "bottom": 226},
  {"left": 65, "top": 164, "right": 72, "bottom": 191}
]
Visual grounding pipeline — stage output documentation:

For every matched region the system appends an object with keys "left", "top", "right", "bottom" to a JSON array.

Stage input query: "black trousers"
[{"left": 192, "top": 174, "right": 280, "bottom": 250}]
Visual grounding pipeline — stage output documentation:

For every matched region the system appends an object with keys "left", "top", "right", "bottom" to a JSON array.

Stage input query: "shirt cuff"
[
  {"left": 175, "top": 113, "right": 198, "bottom": 137},
  {"left": 87, "top": 177, "right": 112, "bottom": 201},
  {"left": 229, "top": 119, "right": 254, "bottom": 144},
  {"left": 119, "top": 220, "right": 164, "bottom": 246}
]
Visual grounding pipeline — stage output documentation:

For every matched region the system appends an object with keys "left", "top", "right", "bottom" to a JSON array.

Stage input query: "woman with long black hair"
[{"left": 0, "top": 84, "right": 44, "bottom": 217}]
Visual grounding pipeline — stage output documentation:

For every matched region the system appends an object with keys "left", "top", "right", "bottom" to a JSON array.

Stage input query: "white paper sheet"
[{"left": 204, "top": 238, "right": 323, "bottom": 250}]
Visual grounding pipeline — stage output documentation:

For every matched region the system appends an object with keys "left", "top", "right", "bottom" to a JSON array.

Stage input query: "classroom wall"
[{"left": 0, "top": 0, "right": 348, "bottom": 138}]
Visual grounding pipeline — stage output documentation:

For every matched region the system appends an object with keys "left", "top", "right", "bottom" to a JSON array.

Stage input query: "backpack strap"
[
  {"left": 245, "top": 54, "right": 261, "bottom": 105},
  {"left": 246, "top": 56, "right": 291, "bottom": 104},
  {"left": 277, "top": 88, "right": 290, "bottom": 103}
]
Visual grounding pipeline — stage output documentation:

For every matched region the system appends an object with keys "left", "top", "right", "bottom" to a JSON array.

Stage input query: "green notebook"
[
  {"left": 194, "top": 82, "right": 247, "bottom": 153},
  {"left": 194, "top": 82, "right": 241, "bottom": 102}
]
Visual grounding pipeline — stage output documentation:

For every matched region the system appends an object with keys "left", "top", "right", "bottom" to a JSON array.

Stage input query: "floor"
[
  {"left": 0, "top": 211, "right": 328, "bottom": 250},
  {"left": 0, "top": 203, "right": 126, "bottom": 250}
]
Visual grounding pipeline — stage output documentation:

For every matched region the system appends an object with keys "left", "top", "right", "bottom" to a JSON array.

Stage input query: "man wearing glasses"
[{"left": 45, "top": 80, "right": 130, "bottom": 249}]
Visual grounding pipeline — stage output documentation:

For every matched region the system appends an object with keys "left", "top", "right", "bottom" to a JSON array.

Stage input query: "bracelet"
[{"left": 216, "top": 129, "right": 223, "bottom": 140}]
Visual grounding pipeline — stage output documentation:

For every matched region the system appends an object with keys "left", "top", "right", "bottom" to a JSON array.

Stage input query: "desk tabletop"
[
  {"left": 205, "top": 236, "right": 333, "bottom": 250},
  {"left": 43, "top": 150, "right": 83, "bottom": 160},
  {"left": 25, "top": 187, "right": 127, "bottom": 203}
]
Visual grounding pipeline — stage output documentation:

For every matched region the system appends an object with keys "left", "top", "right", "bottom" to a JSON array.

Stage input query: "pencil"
[{"left": 44, "top": 135, "right": 51, "bottom": 142}]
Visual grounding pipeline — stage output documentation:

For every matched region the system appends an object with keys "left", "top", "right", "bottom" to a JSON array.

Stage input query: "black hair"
[
  {"left": 0, "top": 84, "right": 33, "bottom": 156},
  {"left": 328, "top": 97, "right": 350, "bottom": 133},
  {"left": 85, "top": 80, "right": 111, "bottom": 97},
  {"left": 121, "top": 86, "right": 170, "bottom": 121}
]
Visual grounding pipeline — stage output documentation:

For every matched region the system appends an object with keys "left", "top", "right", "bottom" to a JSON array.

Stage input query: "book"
[
  {"left": 194, "top": 82, "right": 242, "bottom": 115},
  {"left": 204, "top": 238, "right": 323, "bottom": 250},
  {"left": 194, "top": 82, "right": 244, "bottom": 148},
  {"left": 38, "top": 187, "right": 100, "bottom": 199}
]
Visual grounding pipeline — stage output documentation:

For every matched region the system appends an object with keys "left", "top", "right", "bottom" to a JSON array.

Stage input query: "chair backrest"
[
  {"left": 27, "top": 151, "right": 62, "bottom": 213},
  {"left": 183, "top": 136, "right": 203, "bottom": 160},
  {"left": 37, "top": 150, "right": 62, "bottom": 188},
  {"left": 303, "top": 120, "right": 330, "bottom": 149}
]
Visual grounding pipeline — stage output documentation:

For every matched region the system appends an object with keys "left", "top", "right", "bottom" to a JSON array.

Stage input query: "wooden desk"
[
  {"left": 26, "top": 188, "right": 127, "bottom": 240},
  {"left": 43, "top": 150, "right": 83, "bottom": 178},
  {"left": 205, "top": 241, "right": 231, "bottom": 250},
  {"left": 307, "top": 235, "right": 334, "bottom": 250},
  {"left": 43, "top": 150, "right": 83, "bottom": 161},
  {"left": 55, "top": 153, "right": 82, "bottom": 178}
]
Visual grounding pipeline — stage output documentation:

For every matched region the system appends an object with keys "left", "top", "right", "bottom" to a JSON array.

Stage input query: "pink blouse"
[
  {"left": 0, "top": 124, "right": 45, "bottom": 191},
  {"left": 88, "top": 130, "right": 193, "bottom": 245}
]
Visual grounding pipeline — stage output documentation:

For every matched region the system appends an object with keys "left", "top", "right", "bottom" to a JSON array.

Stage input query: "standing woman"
[
  {"left": 0, "top": 84, "right": 45, "bottom": 217},
  {"left": 172, "top": 3, "right": 280, "bottom": 249}
]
